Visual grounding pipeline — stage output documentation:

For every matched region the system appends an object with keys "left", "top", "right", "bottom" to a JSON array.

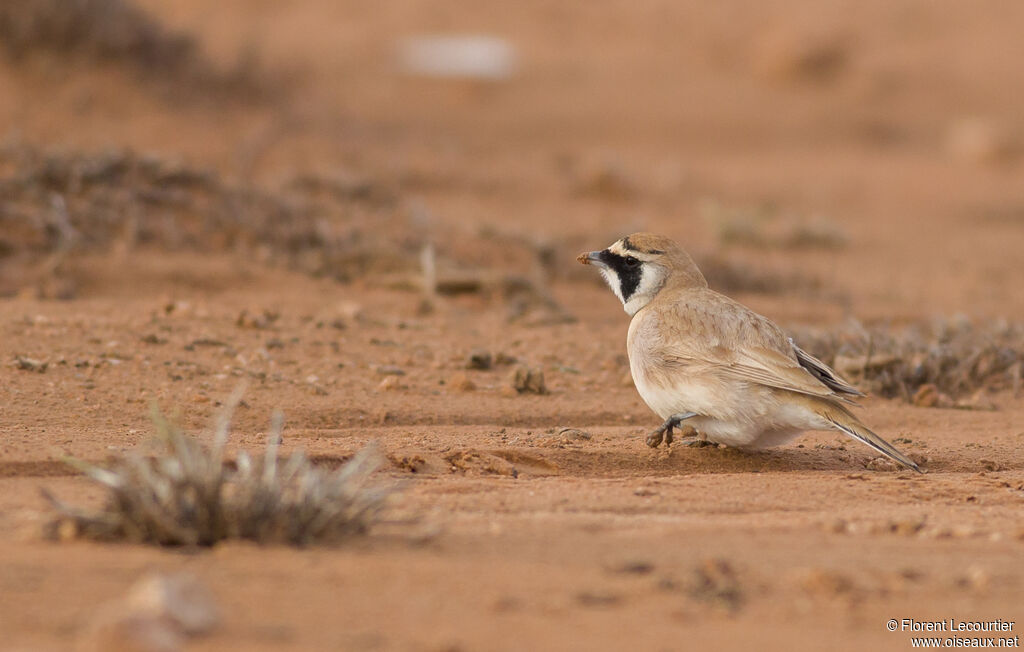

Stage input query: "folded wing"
[{"left": 655, "top": 291, "right": 861, "bottom": 402}]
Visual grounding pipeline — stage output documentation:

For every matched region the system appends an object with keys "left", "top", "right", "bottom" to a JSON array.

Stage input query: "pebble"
[
  {"left": 15, "top": 356, "right": 48, "bottom": 373},
  {"left": 125, "top": 573, "right": 219, "bottom": 635},
  {"left": 378, "top": 376, "right": 405, "bottom": 391},
  {"left": 557, "top": 427, "right": 592, "bottom": 442},
  {"left": 81, "top": 573, "right": 218, "bottom": 652},
  {"left": 465, "top": 349, "right": 493, "bottom": 370}
]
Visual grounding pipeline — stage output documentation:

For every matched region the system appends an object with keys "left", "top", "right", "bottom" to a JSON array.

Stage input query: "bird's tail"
[{"left": 814, "top": 401, "right": 922, "bottom": 473}]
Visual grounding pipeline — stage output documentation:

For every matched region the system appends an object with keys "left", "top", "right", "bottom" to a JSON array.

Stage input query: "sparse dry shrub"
[
  {"left": 43, "top": 394, "right": 393, "bottom": 546},
  {"left": 0, "top": 0, "right": 192, "bottom": 65},
  {"left": 0, "top": 144, "right": 408, "bottom": 283},
  {"left": 0, "top": 144, "right": 573, "bottom": 321},
  {"left": 792, "top": 318, "right": 1024, "bottom": 403},
  {"left": 0, "top": 0, "right": 268, "bottom": 97}
]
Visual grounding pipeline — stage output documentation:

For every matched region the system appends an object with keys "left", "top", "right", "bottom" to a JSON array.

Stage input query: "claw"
[
  {"left": 645, "top": 412, "right": 698, "bottom": 449},
  {"left": 645, "top": 428, "right": 666, "bottom": 448}
]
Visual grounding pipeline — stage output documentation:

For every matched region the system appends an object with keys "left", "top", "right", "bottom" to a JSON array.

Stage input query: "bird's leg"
[{"left": 645, "top": 412, "right": 698, "bottom": 448}]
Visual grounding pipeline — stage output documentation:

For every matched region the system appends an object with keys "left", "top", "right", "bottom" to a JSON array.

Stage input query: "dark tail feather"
[{"left": 820, "top": 405, "right": 922, "bottom": 473}]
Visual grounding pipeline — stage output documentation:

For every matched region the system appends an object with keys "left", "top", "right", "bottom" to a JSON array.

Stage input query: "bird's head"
[{"left": 577, "top": 233, "right": 706, "bottom": 315}]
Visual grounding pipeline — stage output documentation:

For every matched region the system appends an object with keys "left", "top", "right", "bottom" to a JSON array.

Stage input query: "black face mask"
[{"left": 599, "top": 250, "right": 642, "bottom": 302}]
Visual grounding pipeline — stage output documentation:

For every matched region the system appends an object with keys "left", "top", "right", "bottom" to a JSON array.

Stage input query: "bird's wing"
[
  {"left": 650, "top": 290, "right": 858, "bottom": 401},
  {"left": 790, "top": 340, "right": 864, "bottom": 397}
]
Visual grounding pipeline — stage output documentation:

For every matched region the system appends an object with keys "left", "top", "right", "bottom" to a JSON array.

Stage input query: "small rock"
[
  {"left": 465, "top": 349, "right": 493, "bottom": 370},
  {"left": 633, "top": 486, "right": 657, "bottom": 497},
  {"left": 448, "top": 372, "right": 476, "bottom": 392},
  {"left": 81, "top": 573, "right": 218, "bottom": 652},
  {"left": 125, "top": 573, "right": 219, "bottom": 635},
  {"left": 399, "top": 35, "right": 518, "bottom": 81},
  {"left": 15, "top": 356, "right": 47, "bottom": 373},
  {"left": 958, "top": 565, "right": 992, "bottom": 592},
  {"left": 376, "top": 365, "right": 406, "bottom": 376},
  {"left": 509, "top": 365, "right": 547, "bottom": 395},
  {"left": 926, "top": 527, "right": 954, "bottom": 539},
  {"left": 557, "top": 427, "right": 591, "bottom": 442},
  {"left": 378, "top": 376, "right": 406, "bottom": 391},
  {"left": 337, "top": 301, "right": 364, "bottom": 321}
]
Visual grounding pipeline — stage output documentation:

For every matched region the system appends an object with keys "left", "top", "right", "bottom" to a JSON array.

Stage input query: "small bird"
[{"left": 578, "top": 233, "right": 920, "bottom": 472}]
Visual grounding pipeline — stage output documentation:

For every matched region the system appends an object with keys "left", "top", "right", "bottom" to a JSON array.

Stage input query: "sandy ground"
[{"left": 1, "top": 1, "right": 1023, "bottom": 650}]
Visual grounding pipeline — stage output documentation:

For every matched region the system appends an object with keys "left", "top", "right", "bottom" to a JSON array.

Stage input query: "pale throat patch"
[
  {"left": 602, "top": 263, "right": 665, "bottom": 316},
  {"left": 599, "top": 267, "right": 625, "bottom": 304}
]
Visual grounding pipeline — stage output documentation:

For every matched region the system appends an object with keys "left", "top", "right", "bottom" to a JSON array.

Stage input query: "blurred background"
[{"left": 1, "top": 0, "right": 1023, "bottom": 320}]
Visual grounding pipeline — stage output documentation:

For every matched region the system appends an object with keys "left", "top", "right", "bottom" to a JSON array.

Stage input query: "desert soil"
[{"left": 1, "top": 1, "right": 1023, "bottom": 651}]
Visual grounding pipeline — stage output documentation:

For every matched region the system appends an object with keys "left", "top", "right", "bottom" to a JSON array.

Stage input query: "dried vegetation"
[
  {"left": 0, "top": 143, "right": 579, "bottom": 322},
  {"left": 0, "top": 143, "right": 404, "bottom": 285},
  {"left": 0, "top": 0, "right": 267, "bottom": 97},
  {"left": 792, "top": 318, "right": 1024, "bottom": 405},
  {"left": 44, "top": 395, "right": 393, "bottom": 546}
]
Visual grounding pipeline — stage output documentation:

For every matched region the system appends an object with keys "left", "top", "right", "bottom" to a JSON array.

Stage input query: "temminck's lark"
[{"left": 578, "top": 232, "right": 920, "bottom": 472}]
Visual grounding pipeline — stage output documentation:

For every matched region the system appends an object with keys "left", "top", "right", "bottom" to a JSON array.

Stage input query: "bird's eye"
[{"left": 624, "top": 257, "right": 640, "bottom": 267}]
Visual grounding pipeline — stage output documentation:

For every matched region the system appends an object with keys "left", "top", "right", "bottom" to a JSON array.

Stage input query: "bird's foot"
[
  {"left": 645, "top": 412, "right": 698, "bottom": 449},
  {"left": 645, "top": 427, "right": 668, "bottom": 448}
]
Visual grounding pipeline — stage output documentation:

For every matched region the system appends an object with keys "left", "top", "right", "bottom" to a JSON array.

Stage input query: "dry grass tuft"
[
  {"left": 43, "top": 392, "right": 393, "bottom": 546},
  {"left": 792, "top": 317, "right": 1024, "bottom": 404}
]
